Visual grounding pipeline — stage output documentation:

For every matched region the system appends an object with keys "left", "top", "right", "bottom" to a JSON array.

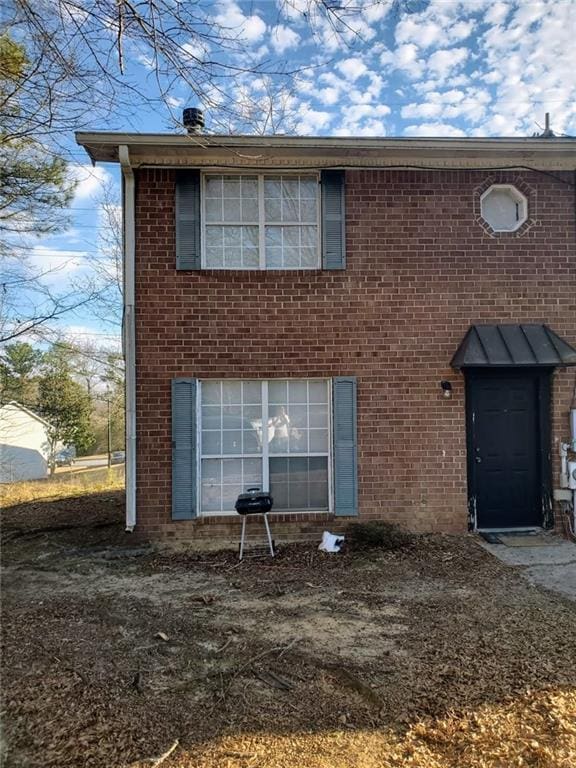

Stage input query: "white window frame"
[
  {"left": 196, "top": 379, "right": 333, "bottom": 516},
  {"left": 480, "top": 184, "right": 528, "bottom": 232},
  {"left": 201, "top": 172, "right": 321, "bottom": 270}
]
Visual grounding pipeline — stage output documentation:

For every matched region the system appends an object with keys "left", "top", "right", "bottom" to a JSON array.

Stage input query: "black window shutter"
[
  {"left": 175, "top": 170, "right": 201, "bottom": 270},
  {"left": 332, "top": 376, "right": 358, "bottom": 516},
  {"left": 172, "top": 378, "right": 197, "bottom": 520},
  {"left": 321, "top": 170, "right": 346, "bottom": 269}
]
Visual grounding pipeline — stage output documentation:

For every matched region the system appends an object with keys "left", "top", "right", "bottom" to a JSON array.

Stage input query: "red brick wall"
[{"left": 134, "top": 167, "right": 576, "bottom": 545}]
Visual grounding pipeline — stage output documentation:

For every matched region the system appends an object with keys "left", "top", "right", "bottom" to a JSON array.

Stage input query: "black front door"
[{"left": 466, "top": 369, "right": 551, "bottom": 529}]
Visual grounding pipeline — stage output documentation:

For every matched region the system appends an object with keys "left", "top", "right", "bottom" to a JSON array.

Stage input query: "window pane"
[
  {"left": 222, "top": 458, "right": 243, "bottom": 484},
  {"left": 268, "top": 404, "right": 291, "bottom": 453},
  {"left": 243, "top": 429, "right": 261, "bottom": 454},
  {"left": 309, "top": 381, "right": 328, "bottom": 404},
  {"left": 222, "top": 405, "right": 242, "bottom": 430},
  {"left": 202, "top": 483, "right": 222, "bottom": 512},
  {"left": 265, "top": 227, "right": 282, "bottom": 247},
  {"left": 282, "top": 197, "right": 299, "bottom": 222},
  {"left": 288, "top": 428, "right": 308, "bottom": 453},
  {"left": 223, "top": 198, "right": 240, "bottom": 222},
  {"left": 202, "top": 431, "right": 221, "bottom": 454},
  {"left": 202, "top": 406, "right": 221, "bottom": 430},
  {"left": 264, "top": 225, "right": 319, "bottom": 269},
  {"left": 301, "top": 226, "right": 317, "bottom": 247},
  {"left": 202, "top": 458, "right": 221, "bottom": 484},
  {"left": 243, "top": 458, "right": 262, "bottom": 488},
  {"left": 206, "top": 177, "right": 223, "bottom": 198},
  {"left": 264, "top": 178, "right": 281, "bottom": 199},
  {"left": 289, "top": 381, "right": 308, "bottom": 403},
  {"left": 300, "top": 178, "right": 317, "bottom": 198},
  {"left": 201, "top": 458, "right": 262, "bottom": 513},
  {"left": 241, "top": 178, "right": 258, "bottom": 198},
  {"left": 222, "top": 382, "right": 242, "bottom": 404},
  {"left": 221, "top": 485, "right": 238, "bottom": 510},
  {"left": 266, "top": 248, "right": 283, "bottom": 269},
  {"left": 300, "top": 247, "right": 317, "bottom": 268},
  {"left": 205, "top": 197, "right": 222, "bottom": 223},
  {"left": 202, "top": 381, "right": 221, "bottom": 405},
  {"left": 309, "top": 429, "right": 328, "bottom": 452},
  {"left": 243, "top": 382, "right": 262, "bottom": 404},
  {"left": 205, "top": 248, "right": 224, "bottom": 268},
  {"left": 222, "top": 430, "right": 242, "bottom": 454},
  {"left": 288, "top": 404, "right": 307, "bottom": 429},
  {"left": 270, "top": 457, "right": 328, "bottom": 511},
  {"left": 264, "top": 198, "right": 281, "bottom": 221},
  {"left": 269, "top": 381, "right": 287, "bottom": 404},
  {"left": 310, "top": 404, "right": 328, "bottom": 428}
]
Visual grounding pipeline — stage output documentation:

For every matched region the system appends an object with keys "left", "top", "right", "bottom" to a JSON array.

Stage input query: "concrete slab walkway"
[{"left": 480, "top": 535, "right": 576, "bottom": 601}]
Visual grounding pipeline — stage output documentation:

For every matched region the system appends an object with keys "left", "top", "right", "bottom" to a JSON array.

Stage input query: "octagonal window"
[{"left": 480, "top": 184, "right": 528, "bottom": 232}]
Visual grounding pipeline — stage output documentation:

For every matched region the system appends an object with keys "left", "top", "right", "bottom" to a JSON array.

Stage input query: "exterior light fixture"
[{"left": 441, "top": 381, "right": 453, "bottom": 398}]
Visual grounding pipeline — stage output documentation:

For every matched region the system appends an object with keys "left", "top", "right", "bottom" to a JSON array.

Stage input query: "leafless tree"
[{"left": 0, "top": 253, "right": 99, "bottom": 343}]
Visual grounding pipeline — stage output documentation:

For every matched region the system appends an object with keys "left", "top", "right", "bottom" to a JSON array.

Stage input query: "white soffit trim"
[{"left": 76, "top": 133, "right": 576, "bottom": 171}]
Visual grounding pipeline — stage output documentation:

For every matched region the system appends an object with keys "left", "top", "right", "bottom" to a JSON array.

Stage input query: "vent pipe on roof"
[
  {"left": 534, "top": 112, "right": 555, "bottom": 138},
  {"left": 183, "top": 107, "right": 205, "bottom": 134}
]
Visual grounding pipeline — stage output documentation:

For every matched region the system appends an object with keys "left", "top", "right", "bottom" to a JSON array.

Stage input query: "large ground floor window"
[{"left": 199, "top": 379, "right": 330, "bottom": 514}]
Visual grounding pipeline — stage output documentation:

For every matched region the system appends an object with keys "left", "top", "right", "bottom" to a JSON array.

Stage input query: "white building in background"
[{"left": 0, "top": 402, "right": 52, "bottom": 483}]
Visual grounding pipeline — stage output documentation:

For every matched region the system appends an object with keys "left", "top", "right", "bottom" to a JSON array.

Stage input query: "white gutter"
[{"left": 119, "top": 145, "right": 136, "bottom": 532}]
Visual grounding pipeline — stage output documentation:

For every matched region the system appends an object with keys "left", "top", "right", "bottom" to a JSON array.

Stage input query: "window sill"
[
  {"left": 198, "top": 510, "right": 332, "bottom": 522},
  {"left": 194, "top": 268, "right": 326, "bottom": 275}
]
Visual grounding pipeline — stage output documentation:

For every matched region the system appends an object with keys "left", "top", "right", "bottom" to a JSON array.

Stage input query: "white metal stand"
[{"left": 239, "top": 513, "right": 275, "bottom": 560}]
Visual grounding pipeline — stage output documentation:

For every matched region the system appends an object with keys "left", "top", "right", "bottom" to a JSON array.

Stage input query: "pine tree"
[
  {"left": 0, "top": 341, "right": 43, "bottom": 405},
  {"left": 37, "top": 348, "right": 95, "bottom": 469}
]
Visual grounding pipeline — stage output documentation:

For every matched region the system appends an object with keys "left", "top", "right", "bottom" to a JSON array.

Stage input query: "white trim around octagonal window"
[{"left": 480, "top": 184, "right": 528, "bottom": 232}]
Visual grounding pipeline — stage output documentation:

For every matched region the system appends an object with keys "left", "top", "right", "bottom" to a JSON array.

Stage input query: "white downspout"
[{"left": 119, "top": 145, "right": 136, "bottom": 532}]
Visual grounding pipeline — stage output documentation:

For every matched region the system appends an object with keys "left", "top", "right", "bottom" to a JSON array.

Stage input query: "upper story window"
[
  {"left": 203, "top": 174, "right": 319, "bottom": 269},
  {"left": 175, "top": 169, "right": 345, "bottom": 272},
  {"left": 480, "top": 184, "right": 528, "bottom": 232}
]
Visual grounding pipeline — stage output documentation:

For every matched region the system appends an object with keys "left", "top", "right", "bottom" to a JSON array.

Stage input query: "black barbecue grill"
[{"left": 235, "top": 487, "right": 274, "bottom": 559}]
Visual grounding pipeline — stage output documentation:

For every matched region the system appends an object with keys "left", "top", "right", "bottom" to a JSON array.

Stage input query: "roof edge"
[
  {"left": 1, "top": 401, "right": 53, "bottom": 428},
  {"left": 75, "top": 132, "right": 576, "bottom": 169}
]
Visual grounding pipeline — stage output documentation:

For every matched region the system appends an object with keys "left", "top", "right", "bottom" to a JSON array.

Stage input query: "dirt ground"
[{"left": 2, "top": 492, "right": 576, "bottom": 768}]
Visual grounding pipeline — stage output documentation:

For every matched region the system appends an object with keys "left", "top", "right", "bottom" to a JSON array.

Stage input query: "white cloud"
[
  {"left": 363, "top": 2, "right": 390, "bottom": 23},
  {"left": 332, "top": 103, "right": 391, "bottom": 136},
  {"left": 484, "top": 3, "right": 510, "bottom": 26},
  {"left": 214, "top": 0, "right": 266, "bottom": 42},
  {"left": 136, "top": 53, "right": 155, "bottom": 71},
  {"left": 29, "top": 246, "right": 88, "bottom": 275},
  {"left": 69, "top": 165, "right": 111, "bottom": 202},
  {"left": 404, "top": 122, "right": 467, "bottom": 137},
  {"left": 427, "top": 48, "right": 469, "bottom": 80},
  {"left": 337, "top": 57, "right": 368, "bottom": 82},
  {"left": 166, "top": 95, "right": 184, "bottom": 110},
  {"left": 396, "top": 18, "right": 443, "bottom": 49},
  {"left": 54, "top": 324, "right": 121, "bottom": 350},
  {"left": 182, "top": 39, "right": 211, "bottom": 63},
  {"left": 270, "top": 24, "right": 300, "bottom": 54},
  {"left": 379, "top": 43, "right": 424, "bottom": 80},
  {"left": 295, "top": 107, "right": 332, "bottom": 135},
  {"left": 317, "top": 87, "right": 340, "bottom": 106}
]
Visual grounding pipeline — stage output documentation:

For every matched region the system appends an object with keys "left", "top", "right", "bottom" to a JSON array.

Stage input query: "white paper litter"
[{"left": 318, "top": 531, "right": 345, "bottom": 553}]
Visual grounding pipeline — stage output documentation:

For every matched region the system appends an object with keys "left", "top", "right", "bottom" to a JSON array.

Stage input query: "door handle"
[{"left": 475, "top": 456, "right": 482, "bottom": 463}]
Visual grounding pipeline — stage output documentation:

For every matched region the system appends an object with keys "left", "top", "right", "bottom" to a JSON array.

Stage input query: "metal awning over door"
[{"left": 451, "top": 324, "right": 576, "bottom": 369}]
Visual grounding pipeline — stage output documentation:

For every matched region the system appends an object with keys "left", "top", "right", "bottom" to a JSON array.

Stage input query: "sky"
[{"left": 22, "top": 0, "right": 576, "bottom": 349}]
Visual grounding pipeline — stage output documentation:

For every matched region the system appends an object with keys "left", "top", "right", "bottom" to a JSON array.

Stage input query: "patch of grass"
[
  {"left": 346, "top": 520, "right": 413, "bottom": 551},
  {"left": 0, "top": 467, "right": 125, "bottom": 507}
]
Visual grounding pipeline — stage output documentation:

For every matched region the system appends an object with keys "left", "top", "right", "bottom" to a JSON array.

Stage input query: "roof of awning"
[{"left": 451, "top": 325, "right": 576, "bottom": 369}]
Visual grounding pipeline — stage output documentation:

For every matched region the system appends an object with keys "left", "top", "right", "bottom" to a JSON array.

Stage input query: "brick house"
[{"left": 76, "top": 129, "right": 576, "bottom": 546}]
